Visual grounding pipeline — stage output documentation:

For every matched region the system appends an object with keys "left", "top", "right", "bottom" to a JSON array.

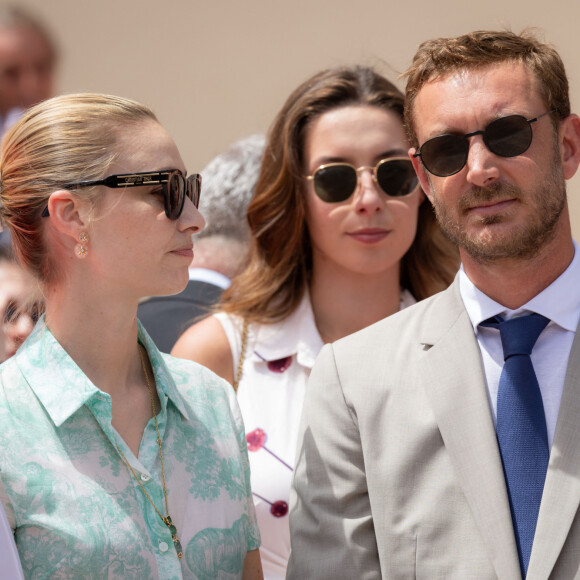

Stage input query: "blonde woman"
[
  {"left": 172, "top": 66, "right": 459, "bottom": 578},
  {"left": 0, "top": 94, "right": 262, "bottom": 579}
]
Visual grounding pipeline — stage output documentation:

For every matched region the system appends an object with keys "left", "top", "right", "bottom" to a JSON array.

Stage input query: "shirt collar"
[
  {"left": 249, "top": 289, "right": 416, "bottom": 369},
  {"left": 250, "top": 292, "right": 324, "bottom": 369},
  {"left": 15, "top": 319, "right": 102, "bottom": 427},
  {"left": 460, "top": 240, "right": 580, "bottom": 332},
  {"left": 15, "top": 318, "right": 189, "bottom": 427},
  {"left": 188, "top": 267, "right": 231, "bottom": 289},
  {"left": 137, "top": 321, "right": 190, "bottom": 421}
]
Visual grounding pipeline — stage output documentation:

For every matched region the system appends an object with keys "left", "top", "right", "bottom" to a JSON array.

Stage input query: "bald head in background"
[{"left": 0, "top": 6, "right": 57, "bottom": 134}]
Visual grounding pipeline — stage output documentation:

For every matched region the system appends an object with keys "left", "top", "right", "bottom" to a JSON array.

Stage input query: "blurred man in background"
[
  {"left": 0, "top": 7, "right": 57, "bottom": 250},
  {"left": 0, "top": 6, "right": 57, "bottom": 138}
]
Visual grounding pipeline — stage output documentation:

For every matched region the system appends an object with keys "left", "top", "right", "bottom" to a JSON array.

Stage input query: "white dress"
[{"left": 215, "top": 290, "right": 416, "bottom": 579}]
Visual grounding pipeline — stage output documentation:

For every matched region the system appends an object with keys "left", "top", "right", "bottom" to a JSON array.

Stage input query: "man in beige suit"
[{"left": 288, "top": 30, "right": 580, "bottom": 579}]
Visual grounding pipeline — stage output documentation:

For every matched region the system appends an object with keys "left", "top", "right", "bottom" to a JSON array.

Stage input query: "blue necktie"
[{"left": 480, "top": 314, "right": 550, "bottom": 577}]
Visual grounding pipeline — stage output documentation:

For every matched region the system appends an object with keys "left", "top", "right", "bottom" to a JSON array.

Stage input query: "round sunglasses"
[
  {"left": 41, "top": 169, "right": 202, "bottom": 220},
  {"left": 413, "top": 110, "right": 555, "bottom": 177},
  {"left": 305, "top": 157, "right": 419, "bottom": 203}
]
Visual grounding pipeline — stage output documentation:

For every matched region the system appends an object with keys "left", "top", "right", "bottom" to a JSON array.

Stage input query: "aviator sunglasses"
[
  {"left": 41, "top": 169, "right": 202, "bottom": 219},
  {"left": 413, "top": 110, "right": 556, "bottom": 177},
  {"left": 305, "top": 157, "right": 419, "bottom": 203}
]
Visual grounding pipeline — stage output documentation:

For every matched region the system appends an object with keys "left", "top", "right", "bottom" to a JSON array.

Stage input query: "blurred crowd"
[{"left": 0, "top": 6, "right": 579, "bottom": 580}]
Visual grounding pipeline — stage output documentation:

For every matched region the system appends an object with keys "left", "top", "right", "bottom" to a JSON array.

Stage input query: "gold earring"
[{"left": 74, "top": 232, "right": 88, "bottom": 259}]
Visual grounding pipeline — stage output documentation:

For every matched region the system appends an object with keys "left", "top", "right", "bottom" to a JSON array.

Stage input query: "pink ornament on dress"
[
  {"left": 270, "top": 500, "right": 289, "bottom": 517},
  {"left": 246, "top": 428, "right": 266, "bottom": 452},
  {"left": 246, "top": 428, "right": 293, "bottom": 518}
]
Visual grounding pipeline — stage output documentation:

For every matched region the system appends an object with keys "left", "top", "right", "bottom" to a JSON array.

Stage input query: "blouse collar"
[{"left": 14, "top": 317, "right": 189, "bottom": 428}]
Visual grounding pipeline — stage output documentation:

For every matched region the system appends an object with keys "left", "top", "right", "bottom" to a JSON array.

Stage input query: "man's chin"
[{"left": 460, "top": 227, "right": 549, "bottom": 262}]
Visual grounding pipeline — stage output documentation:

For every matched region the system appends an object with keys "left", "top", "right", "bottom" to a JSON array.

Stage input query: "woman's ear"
[{"left": 45, "top": 190, "right": 90, "bottom": 240}]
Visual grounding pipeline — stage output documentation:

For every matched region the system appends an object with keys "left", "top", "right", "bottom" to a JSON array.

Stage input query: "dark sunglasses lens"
[
  {"left": 376, "top": 160, "right": 418, "bottom": 197},
  {"left": 420, "top": 134, "right": 469, "bottom": 177},
  {"left": 187, "top": 174, "right": 201, "bottom": 208},
  {"left": 166, "top": 173, "right": 185, "bottom": 219},
  {"left": 485, "top": 115, "right": 532, "bottom": 157},
  {"left": 313, "top": 164, "right": 357, "bottom": 202}
]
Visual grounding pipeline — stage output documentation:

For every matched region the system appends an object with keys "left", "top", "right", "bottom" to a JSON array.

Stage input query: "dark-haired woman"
[{"left": 173, "top": 66, "right": 459, "bottom": 578}]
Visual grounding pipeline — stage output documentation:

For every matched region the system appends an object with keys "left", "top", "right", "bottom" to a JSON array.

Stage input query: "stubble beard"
[{"left": 428, "top": 153, "right": 566, "bottom": 264}]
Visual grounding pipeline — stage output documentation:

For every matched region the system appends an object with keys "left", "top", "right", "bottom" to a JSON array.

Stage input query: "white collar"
[
  {"left": 250, "top": 292, "right": 323, "bottom": 369},
  {"left": 460, "top": 240, "right": 580, "bottom": 332},
  {"left": 188, "top": 267, "right": 231, "bottom": 289},
  {"left": 250, "top": 288, "right": 416, "bottom": 368}
]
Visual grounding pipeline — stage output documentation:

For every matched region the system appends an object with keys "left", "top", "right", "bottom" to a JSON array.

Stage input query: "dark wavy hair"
[{"left": 220, "top": 65, "right": 459, "bottom": 323}]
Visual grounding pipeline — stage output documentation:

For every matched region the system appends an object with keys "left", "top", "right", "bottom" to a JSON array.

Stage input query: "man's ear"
[
  {"left": 559, "top": 114, "right": 580, "bottom": 180},
  {"left": 409, "top": 148, "right": 434, "bottom": 203},
  {"left": 45, "top": 190, "right": 90, "bottom": 240}
]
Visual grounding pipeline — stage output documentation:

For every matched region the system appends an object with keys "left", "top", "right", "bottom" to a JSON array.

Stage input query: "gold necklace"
[{"left": 116, "top": 344, "right": 183, "bottom": 559}]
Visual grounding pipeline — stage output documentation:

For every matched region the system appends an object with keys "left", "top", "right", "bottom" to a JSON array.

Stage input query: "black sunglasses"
[
  {"left": 413, "top": 110, "right": 556, "bottom": 177},
  {"left": 41, "top": 169, "right": 202, "bottom": 219},
  {"left": 305, "top": 157, "right": 419, "bottom": 203}
]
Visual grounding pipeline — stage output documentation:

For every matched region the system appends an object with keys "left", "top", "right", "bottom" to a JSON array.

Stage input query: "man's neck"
[{"left": 462, "top": 231, "right": 575, "bottom": 309}]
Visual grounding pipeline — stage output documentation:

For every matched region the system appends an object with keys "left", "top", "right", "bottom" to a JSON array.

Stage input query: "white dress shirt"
[{"left": 459, "top": 240, "right": 580, "bottom": 448}]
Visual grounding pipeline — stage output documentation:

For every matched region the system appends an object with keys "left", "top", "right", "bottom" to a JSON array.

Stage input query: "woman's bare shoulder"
[{"left": 171, "top": 315, "right": 234, "bottom": 384}]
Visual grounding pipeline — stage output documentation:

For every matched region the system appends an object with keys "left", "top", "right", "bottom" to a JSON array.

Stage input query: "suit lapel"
[
  {"left": 417, "top": 281, "right": 522, "bottom": 579},
  {"left": 527, "top": 320, "right": 580, "bottom": 579}
]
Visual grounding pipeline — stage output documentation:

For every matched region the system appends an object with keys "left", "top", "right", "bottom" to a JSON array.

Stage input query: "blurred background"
[{"left": 15, "top": 0, "right": 580, "bottom": 235}]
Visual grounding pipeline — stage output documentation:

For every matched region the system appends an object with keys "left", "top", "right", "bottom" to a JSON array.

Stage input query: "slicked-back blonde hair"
[
  {"left": 219, "top": 66, "right": 459, "bottom": 324},
  {"left": 0, "top": 93, "right": 157, "bottom": 284},
  {"left": 402, "top": 29, "right": 569, "bottom": 147}
]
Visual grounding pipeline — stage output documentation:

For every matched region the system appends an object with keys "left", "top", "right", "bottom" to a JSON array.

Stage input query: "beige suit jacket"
[{"left": 288, "top": 278, "right": 580, "bottom": 579}]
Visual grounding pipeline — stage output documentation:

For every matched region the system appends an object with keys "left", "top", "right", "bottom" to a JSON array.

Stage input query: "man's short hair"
[
  {"left": 197, "top": 134, "right": 265, "bottom": 241},
  {"left": 402, "top": 29, "right": 570, "bottom": 146}
]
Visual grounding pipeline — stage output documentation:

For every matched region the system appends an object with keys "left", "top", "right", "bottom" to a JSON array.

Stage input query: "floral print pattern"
[{"left": 0, "top": 319, "right": 259, "bottom": 579}]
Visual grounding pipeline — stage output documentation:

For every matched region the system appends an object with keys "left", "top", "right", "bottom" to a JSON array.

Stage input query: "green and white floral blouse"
[{"left": 0, "top": 319, "right": 260, "bottom": 579}]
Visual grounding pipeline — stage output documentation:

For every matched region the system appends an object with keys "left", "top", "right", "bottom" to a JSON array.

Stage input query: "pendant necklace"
[{"left": 116, "top": 343, "right": 183, "bottom": 559}]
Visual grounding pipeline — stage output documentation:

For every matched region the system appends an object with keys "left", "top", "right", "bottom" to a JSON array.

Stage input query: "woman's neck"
[
  {"left": 43, "top": 274, "right": 161, "bottom": 457},
  {"left": 309, "top": 261, "right": 403, "bottom": 344},
  {"left": 43, "top": 281, "right": 142, "bottom": 397}
]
